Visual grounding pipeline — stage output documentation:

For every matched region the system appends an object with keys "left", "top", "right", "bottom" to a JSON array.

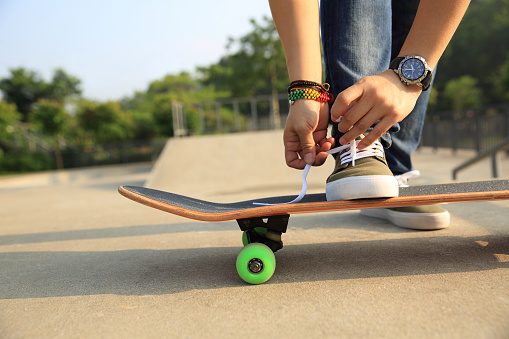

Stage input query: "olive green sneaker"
[
  {"left": 326, "top": 135, "right": 399, "bottom": 201},
  {"left": 360, "top": 170, "right": 450, "bottom": 230}
]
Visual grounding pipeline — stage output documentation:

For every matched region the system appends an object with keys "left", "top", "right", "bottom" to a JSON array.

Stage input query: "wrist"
[
  {"left": 384, "top": 70, "right": 422, "bottom": 92},
  {"left": 381, "top": 70, "right": 423, "bottom": 104},
  {"left": 288, "top": 98, "right": 322, "bottom": 120}
]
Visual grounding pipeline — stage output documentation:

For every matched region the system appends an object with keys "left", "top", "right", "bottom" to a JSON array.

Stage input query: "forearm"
[
  {"left": 268, "top": 0, "right": 322, "bottom": 82},
  {"left": 399, "top": 0, "right": 471, "bottom": 69}
]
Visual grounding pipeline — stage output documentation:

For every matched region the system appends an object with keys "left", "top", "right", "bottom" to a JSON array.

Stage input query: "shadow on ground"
[{"left": 2, "top": 233, "right": 508, "bottom": 299}]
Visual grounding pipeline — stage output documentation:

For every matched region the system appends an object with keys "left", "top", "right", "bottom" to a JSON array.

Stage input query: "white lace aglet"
[{"left": 395, "top": 169, "right": 421, "bottom": 187}]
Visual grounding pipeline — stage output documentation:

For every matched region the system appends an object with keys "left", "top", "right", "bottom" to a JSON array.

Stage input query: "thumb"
[{"left": 298, "top": 131, "right": 316, "bottom": 165}]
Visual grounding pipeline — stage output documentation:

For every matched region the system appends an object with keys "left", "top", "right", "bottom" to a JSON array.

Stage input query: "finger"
[
  {"left": 337, "top": 99, "right": 375, "bottom": 135},
  {"left": 284, "top": 136, "right": 307, "bottom": 169},
  {"left": 312, "top": 128, "right": 330, "bottom": 150},
  {"left": 357, "top": 118, "right": 394, "bottom": 150},
  {"left": 334, "top": 100, "right": 357, "bottom": 125},
  {"left": 331, "top": 84, "right": 363, "bottom": 122},
  {"left": 339, "top": 109, "right": 378, "bottom": 145},
  {"left": 318, "top": 136, "right": 335, "bottom": 152},
  {"left": 299, "top": 132, "right": 317, "bottom": 165},
  {"left": 285, "top": 153, "right": 307, "bottom": 169},
  {"left": 314, "top": 151, "right": 329, "bottom": 166},
  {"left": 312, "top": 137, "right": 334, "bottom": 166},
  {"left": 284, "top": 132, "right": 316, "bottom": 169}
]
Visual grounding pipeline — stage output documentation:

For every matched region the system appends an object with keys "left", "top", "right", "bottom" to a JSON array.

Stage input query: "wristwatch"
[{"left": 389, "top": 55, "right": 432, "bottom": 91}]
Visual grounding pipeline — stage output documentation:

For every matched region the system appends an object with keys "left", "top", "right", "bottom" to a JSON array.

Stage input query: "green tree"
[
  {"left": 442, "top": 75, "right": 483, "bottom": 111},
  {"left": 0, "top": 101, "right": 22, "bottom": 152},
  {"left": 151, "top": 96, "right": 174, "bottom": 137},
  {"left": 426, "top": 87, "right": 439, "bottom": 112},
  {"left": 197, "top": 17, "right": 288, "bottom": 128},
  {"left": 435, "top": 0, "right": 509, "bottom": 104},
  {"left": 147, "top": 72, "right": 198, "bottom": 95},
  {"left": 130, "top": 111, "right": 157, "bottom": 140},
  {"left": 0, "top": 68, "right": 46, "bottom": 121},
  {"left": 45, "top": 68, "right": 82, "bottom": 102},
  {"left": 31, "top": 99, "right": 69, "bottom": 169},
  {"left": 122, "top": 72, "right": 198, "bottom": 137},
  {"left": 0, "top": 67, "right": 82, "bottom": 122},
  {"left": 0, "top": 100, "right": 55, "bottom": 173},
  {"left": 123, "top": 72, "right": 230, "bottom": 136},
  {"left": 76, "top": 100, "right": 133, "bottom": 143},
  {"left": 198, "top": 16, "right": 287, "bottom": 98},
  {"left": 495, "top": 54, "right": 509, "bottom": 100}
]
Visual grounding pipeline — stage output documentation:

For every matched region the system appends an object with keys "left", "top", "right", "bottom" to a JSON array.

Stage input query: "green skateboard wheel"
[{"left": 236, "top": 243, "right": 276, "bottom": 284}]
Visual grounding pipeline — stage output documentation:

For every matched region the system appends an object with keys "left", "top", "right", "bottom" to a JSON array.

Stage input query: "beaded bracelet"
[{"left": 288, "top": 81, "right": 334, "bottom": 105}]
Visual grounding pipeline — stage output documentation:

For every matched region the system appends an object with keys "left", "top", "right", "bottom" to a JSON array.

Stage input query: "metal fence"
[
  {"left": 174, "top": 95, "right": 509, "bottom": 154},
  {"left": 422, "top": 104, "right": 509, "bottom": 152},
  {"left": 60, "top": 139, "right": 167, "bottom": 168},
  {"left": 172, "top": 93, "right": 290, "bottom": 136},
  {"left": 7, "top": 125, "right": 167, "bottom": 170},
  {"left": 20, "top": 98, "right": 507, "bottom": 170}
]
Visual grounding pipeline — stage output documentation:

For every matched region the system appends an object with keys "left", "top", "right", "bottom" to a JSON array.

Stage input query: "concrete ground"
[{"left": 1, "top": 130, "right": 509, "bottom": 338}]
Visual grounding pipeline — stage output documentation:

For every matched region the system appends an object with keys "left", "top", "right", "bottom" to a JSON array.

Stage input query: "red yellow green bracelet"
[{"left": 288, "top": 86, "right": 334, "bottom": 105}]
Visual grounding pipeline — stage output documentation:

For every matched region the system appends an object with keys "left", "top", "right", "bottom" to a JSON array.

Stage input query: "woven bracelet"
[
  {"left": 288, "top": 87, "right": 334, "bottom": 105},
  {"left": 288, "top": 80, "right": 330, "bottom": 94}
]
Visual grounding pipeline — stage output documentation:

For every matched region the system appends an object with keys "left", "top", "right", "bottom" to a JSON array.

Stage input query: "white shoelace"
[
  {"left": 394, "top": 169, "right": 420, "bottom": 187},
  {"left": 253, "top": 138, "right": 385, "bottom": 206}
]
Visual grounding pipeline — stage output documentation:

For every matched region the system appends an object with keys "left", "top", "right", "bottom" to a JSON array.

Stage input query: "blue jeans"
[{"left": 320, "top": 0, "right": 434, "bottom": 175}]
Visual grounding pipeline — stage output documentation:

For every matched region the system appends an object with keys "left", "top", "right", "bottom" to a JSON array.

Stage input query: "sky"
[{"left": 0, "top": 0, "right": 273, "bottom": 101}]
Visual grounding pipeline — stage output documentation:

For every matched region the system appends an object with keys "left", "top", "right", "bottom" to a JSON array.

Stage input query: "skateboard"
[{"left": 119, "top": 179, "right": 509, "bottom": 284}]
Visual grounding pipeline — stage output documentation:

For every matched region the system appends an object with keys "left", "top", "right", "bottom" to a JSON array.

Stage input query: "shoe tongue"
[{"left": 355, "top": 133, "right": 370, "bottom": 141}]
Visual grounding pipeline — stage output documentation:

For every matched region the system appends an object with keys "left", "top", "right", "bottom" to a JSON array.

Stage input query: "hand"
[
  {"left": 283, "top": 99, "right": 334, "bottom": 169},
  {"left": 331, "top": 69, "right": 422, "bottom": 150}
]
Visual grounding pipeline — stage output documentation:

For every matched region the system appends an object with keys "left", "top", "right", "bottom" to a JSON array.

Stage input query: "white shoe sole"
[
  {"left": 326, "top": 175, "right": 399, "bottom": 201},
  {"left": 360, "top": 208, "right": 450, "bottom": 230}
]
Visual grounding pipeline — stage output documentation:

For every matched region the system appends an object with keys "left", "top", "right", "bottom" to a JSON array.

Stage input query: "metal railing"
[
  {"left": 174, "top": 96, "right": 509, "bottom": 148},
  {"left": 421, "top": 104, "right": 509, "bottom": 179},
  {"left": 171, "top": 93, "right": 289, "bottom": 136},
  {"left": 174, "top": 95, "right": 509, "bottom": 159},
  {"left": 60, "top": 139, "right": 167, "bottom": 168},
  {"left": 421, "top": 107, "right": 509, "bottom": 152},
  {"left": 452, "top": 136, "right": 509, "bottom": 180}
]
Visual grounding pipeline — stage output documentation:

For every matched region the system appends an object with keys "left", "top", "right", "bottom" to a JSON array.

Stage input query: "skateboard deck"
[
  {"left": 118, "top": 179, "right": 509, "bottom": 222},
  {"left": 118, "top": 179, "right": 509, "bottom": 284}
]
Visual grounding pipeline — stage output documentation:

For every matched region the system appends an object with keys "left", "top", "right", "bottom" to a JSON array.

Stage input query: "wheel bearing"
[{"left": 247, "top": 258, "right": 264, "bottom": 274}]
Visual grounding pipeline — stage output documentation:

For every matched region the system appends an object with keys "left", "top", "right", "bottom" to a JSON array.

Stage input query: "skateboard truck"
[{"left": 236, "top": 214, "right": 289, "bottom": 253}]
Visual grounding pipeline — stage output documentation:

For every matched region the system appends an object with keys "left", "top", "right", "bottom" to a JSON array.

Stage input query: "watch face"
[{"left": 401, "top": 58, "right": 425, "bottom": 81}]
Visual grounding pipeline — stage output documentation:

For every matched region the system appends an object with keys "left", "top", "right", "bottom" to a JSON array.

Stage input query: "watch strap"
[
  {"left": 421, "top": 72, "right": 432, "bottom": 91},
  {"left": 389, "top": 57, "right": 405, "bottom": 70}
]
